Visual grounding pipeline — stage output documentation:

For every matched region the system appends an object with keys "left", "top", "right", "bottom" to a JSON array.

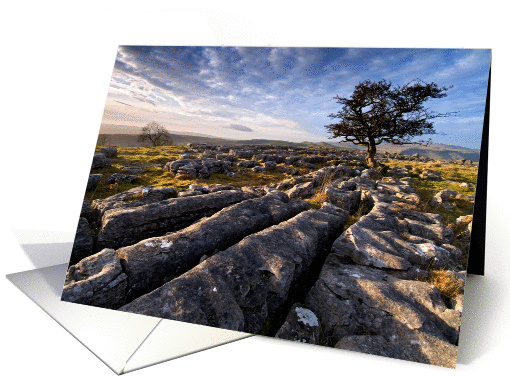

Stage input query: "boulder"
[
  {"left": 100, "top": 147, "right": 118, "bottom": 158},
  {"left": 286, "top": 182, "right": 314, "bottom": 199},
  {"left": 430, "top": 189, "right": 475, "bottom": 209},
  {"left": 284, "top": 156, "right": 300, "bottom": 165},
  {"left": 297, "top": 160, "right": 316, "bottom": 169},
  {"left": 419, "top": 169, "right": 442, "bottom": 181},
  {"left": 80, "top": 200, "right": 93, "bottom": 222},
  {"left": 119, "top": 207, "right": 346, "bottom": 333},
  {"left": 123, "top": 167, "right": 146, "bottom": 175},
  {"left": 275, "top": 304, "right": 321, "bottom": 344},
  {"left": 349, "top": 176, "right": 377, "bottom": 190},
  {"left": 264, "top": 161, "right": 277, "bottom": 171},
  {"left": 164, "top": 158, "right": 232, "bottom": 179},
  {"left": 86, "top": 174, "right": 103, "bottom": 191},
  {"left": 365, "top": 191, "right": 420, "bottom": 207},
  {"left": 105, "top": 173, "right": 138, "bottom": 184},
  {"left": 65, "top": 192, "right": 311, "bottom": 308},
  {"left": 389, "top": 167, "right": 410, "bottom": 177},
  {"left": 91, "top": 153, "right": 112, "bottom": 169},
  {"left": 456, "top": 215, "right": 473, "bottom": 226},
  {"left": 189, "top": 184, "right": 204, "bottom": 192},
  {"left": 330, "top": 202, "right": 454, "bottom": 271},
  {"left": 361, "top": 168, "right": 378, "bottom": 178},
  {"left": 305, "top": 263, "right": 460, "bottom": 368},
  {"left": 252, "top": 166, "right": 267, "bottom": 173},
  {"left": 377, "top": 180, "right": 415, "bottom": 195},
  {"left": 237, "top": 160, "right": 258, "bottom": 168},
  {"left": 276, "top": 165, "right": 299, "bottom": 175},
  {"left": 96, "top": 190, "right": 253, "bottom": 249},
  {"left": 325, "top": 187, "right": 361, "bottom": 213},
  {"left": 91, "top": 186, "right": 178, "bottom": 221},
  {"left": 410, "top": 242, "right": 461, "bottom": 270},
  {"left": 229, "top": 149, "right": 253, "bottom": 159},
  {"left": 62, "top": 248, "right": 128, "bottom": 309}
]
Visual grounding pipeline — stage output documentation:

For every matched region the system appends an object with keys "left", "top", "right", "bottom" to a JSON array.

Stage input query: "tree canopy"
[
  {"left": 326, "top": 79, "right": 452, "bottom": 166},
  {"left": 138, "top": 122, "right": 174, "bottom": 147}
]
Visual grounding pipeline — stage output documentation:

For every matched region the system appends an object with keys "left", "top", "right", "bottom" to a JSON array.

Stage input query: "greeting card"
[{"left": 60, "top": 46, "right": 490, "bottom": 368}]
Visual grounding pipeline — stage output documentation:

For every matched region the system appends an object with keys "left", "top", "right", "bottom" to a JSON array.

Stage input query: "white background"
[{"left": 1, "top": 1, "right": 509, "bottom": 380}]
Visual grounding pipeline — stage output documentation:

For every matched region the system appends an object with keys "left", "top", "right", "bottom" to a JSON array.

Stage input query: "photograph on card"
[{"left": 61, "top": 46, "right": 491, "bottom": 368}]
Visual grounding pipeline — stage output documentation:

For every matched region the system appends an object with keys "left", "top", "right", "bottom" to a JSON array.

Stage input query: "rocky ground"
[{"left": 63, "top": 143, "right": 477, "bottom": 368}]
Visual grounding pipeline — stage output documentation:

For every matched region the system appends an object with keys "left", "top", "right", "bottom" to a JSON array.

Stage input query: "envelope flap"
[{"left": 7, "top": 263, "right": 161, "bottom": 374}]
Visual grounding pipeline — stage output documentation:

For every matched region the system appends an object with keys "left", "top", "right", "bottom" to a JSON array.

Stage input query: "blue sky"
[{"left": 102, "top": 46, "right": 491, "bottom": 149}]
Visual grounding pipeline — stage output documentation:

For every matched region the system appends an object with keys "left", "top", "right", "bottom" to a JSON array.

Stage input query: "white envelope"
[{"left": 7, "top": 231, "right": 252, "bottom": 375}]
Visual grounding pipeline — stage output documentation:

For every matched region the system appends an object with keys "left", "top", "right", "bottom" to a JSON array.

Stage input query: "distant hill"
[
  {"left": 395, "top": 146, "right": 479, "bottom": 162},
  {"left": 96, "top": 133, "right": 347, "bottom": 149},
  {"left": 319, "top": 140, "right": 480, "bottom": 162},
  {"left": 98, "top": 124, "right": 480, "bottom": 161},
  {"left": 375, "top": 142, "right": 480, "bottom": 162}
]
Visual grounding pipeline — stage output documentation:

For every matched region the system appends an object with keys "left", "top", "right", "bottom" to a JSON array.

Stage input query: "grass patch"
[
  {"left": 125, "top": 192, "right": 146, "bottom": 202},
  {"left": 409, "top": 178, "right": 476, "bottom": 226},
  {"left": 86, "top": 145, "right": 296, "bottom": 202},
  {"left": 380, "top": 158, "right": 478, "bottom": 226},
  {"left": 202, "top": 170, "right": 288, "bottom": 188},
  {"left": 306, "top": 173, "right": 334, "bottom": 208},
  {"left": 382, "top": 159, "right": 478, "bottom": 186},
  {"left": 420, "top": 269, "right": 464, "bottom": 299}
]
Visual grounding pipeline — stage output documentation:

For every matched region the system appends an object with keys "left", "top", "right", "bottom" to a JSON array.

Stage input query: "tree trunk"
[{"left": 365, "top": 138, "right": 377, "bottom": 167}]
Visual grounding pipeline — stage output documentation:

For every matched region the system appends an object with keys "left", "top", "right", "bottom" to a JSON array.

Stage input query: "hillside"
[{"left": 98, "top": 130, "right": 480, "bottom": 162}]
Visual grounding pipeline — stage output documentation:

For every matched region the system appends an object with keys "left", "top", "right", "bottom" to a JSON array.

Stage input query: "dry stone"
[
  {"left": 80, "top": 200, "right": 93, "bottom": 222},
  {"left": 304, "top": 263, "right": 460, "bottom": 368},
  {"left": 286, "top": 182, "right": 314, "bottom": 199},
  {"left": 331, "top": 202, "right": 454, "bottom": 272},
  {"left": 97, "top": 190, "right": 253, "bottom": 249},
  {"left": 86, "top": 174, "right": 103, "bottom": 191},
  {"left": 106, "top": 173, "right": 138, "bottom": 184},
  {"left": 116, "top": 192, "right": 310, "bottom": 301},
  {"left": 91, "top": 153, "right": 112, "bottom": 169},
  {"left": 276, "top": 165, "right": 299, "bottom": 175},
  {"left": 92, "top": 186, "right": 178, "bottom": 221},
  {"left": 430, "top": 189, "right": 475, "bottom": 209},
  {"left": 419, "top": 169, "right": 442, "bottom": 181},
  {"left": 63, "top": 191, "right": 311, "bottom": 308},
  {"left": 275, "top": 304, "right": 321, "bottom": 344},
  {"left": 62, "top": 249, "right": 128, "bottom": 309},
  {"left": 100, "top": 147, "right": 117, "bottom": 158},
  {"left": 119, "top": 207, "right": 346, "bottom": 333},
  {"left": 325, "top": 187, "right": 361, "bottom": 213},
  {"left": 164, "top": 158, "right": 232, "bottom": 179}
]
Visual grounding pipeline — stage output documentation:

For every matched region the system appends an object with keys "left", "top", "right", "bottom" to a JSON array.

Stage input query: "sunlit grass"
[
  {"left": 419, "top": 269, "right": 464, "bottom": 299},
  {"left": 380, "top": 159, "right": 478, "bottom": 226},
  {"left": 87, "top": 147, "right": 479, "bottom": 231},
  {"left": 86, "top": 145, "right": 302, "bottom": 202}
]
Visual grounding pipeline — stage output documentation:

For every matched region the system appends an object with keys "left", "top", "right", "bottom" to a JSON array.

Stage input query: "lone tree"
[
  {"left": 138, "top": 122, "right": 174, "bottom": 147},
  {"left": 326, "top": 79, "right": 452, "bottom": 167}
]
